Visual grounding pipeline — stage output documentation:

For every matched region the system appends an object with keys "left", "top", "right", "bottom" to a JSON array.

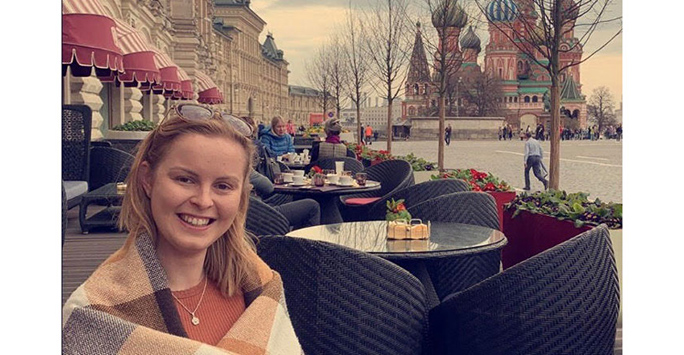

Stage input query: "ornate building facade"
[
  {"left": 402, "top": 0, "right": 587, "bottom": 130},
  {"left": 63, "top": 0, "right": 319, "bottom": 139}
]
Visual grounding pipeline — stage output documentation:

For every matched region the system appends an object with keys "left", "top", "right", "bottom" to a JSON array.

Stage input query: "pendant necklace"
[{"left": 171, "top": 275, "right": 208, "bottom": 326}]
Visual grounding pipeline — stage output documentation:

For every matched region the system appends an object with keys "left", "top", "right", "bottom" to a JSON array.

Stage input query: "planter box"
[
  {"left": 487, "top": 191, "right": 516, "bottom": 232},
  {"left": 501, "top": 209, "right": 593, "bottom": 269},
  {"left": 104, "top": 130, "right": 150, "bottom": 155}
]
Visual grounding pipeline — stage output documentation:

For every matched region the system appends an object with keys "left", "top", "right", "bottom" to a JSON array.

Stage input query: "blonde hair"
[
  {"left": 118, "top": 110, "right": 256, "bottom": 297},
  {"left": 270, "top": 115, "right": 285, "bottom": 128}
]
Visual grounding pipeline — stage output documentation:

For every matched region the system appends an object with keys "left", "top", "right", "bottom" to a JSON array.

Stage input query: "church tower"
[{"left": 403, "top": 22, "right": 432, "bottom": 119}]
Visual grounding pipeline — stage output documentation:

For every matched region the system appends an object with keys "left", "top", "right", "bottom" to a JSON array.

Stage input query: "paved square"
[{"left": 380, "top": 139, "right": 622, "bottom": 203}]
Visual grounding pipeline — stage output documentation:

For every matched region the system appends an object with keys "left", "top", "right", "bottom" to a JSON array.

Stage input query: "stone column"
[
  {"left": 123, "top": 87, "right": 144, "bottom": 122},
  {"left": 151, "top": 93, "right": 166, "bottom": 123},
  {"left": 69, "top": 76, "right": 105, "bottom": 140}
]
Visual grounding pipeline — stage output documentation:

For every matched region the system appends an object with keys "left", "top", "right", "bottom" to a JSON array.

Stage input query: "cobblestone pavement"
[{"left": 374, "top": 138, "right": 622, "bottom": 203}]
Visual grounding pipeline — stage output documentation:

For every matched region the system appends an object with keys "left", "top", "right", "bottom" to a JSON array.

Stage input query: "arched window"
[
  {"left": 498, "top": 68, "right": 503, "bottom": 78},
  {"left": 524, "top": 96, "right": 530, "bottom": 103},
  {"left": 424, "top": 83, "right": 429, "bottom": 94},
  {"left": 408, "top": 106, "right": 416, "bottom": 116},
  {"left": 514, "top": 97, "right": 518, "bottom": 102},
  {"left": 532, "top": 96, "right": 538, "bottom": 103},
  {"left": 413, "top": 84, "right": 419, "bottom": 95}
]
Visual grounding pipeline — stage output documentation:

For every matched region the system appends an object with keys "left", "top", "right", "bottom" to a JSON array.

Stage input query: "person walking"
[
  {"left": 507, "top": 124, "right": 513, "bottom": 140},
  {"left": 498, "top": 125, "right": 504, "bottom": 141},
  {"left": 616, "top": 124, "right": 622, "bottom": 141},
  {"left": 445, "top": 124, "right": 452, "bottom": 146},
  {"left": 365, "top": 125, "right": 373, "bottom": 145},
  {"left": 523, "top": 132, "right": 548, "bottom": 191}
]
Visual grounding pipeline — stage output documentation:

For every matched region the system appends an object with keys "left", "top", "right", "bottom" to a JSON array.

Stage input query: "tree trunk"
[
  {"left": 386, "top": 99, "right": 393, "bottom": 153},
  {"left": 438, "top": 95, "right": 446, "bottom": 171},
  {"left": 356, "top": 105, "right": 362, "bottom": 145},
  {"left": 549, "top": 79, "right": 560, "bottom": 190}
]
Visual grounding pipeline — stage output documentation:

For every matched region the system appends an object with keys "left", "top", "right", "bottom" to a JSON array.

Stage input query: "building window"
[
  {"left": 413, "top": 83, "right": 419, "bottom": 94},
  {"left": 524, "top": 96, "right": 530, "bottom": 103},
  {"left": 532, "top": 96, "right": 538, "bottom": 103},
  {"left": 514, "top": 97, "right": 518, "bottom": 102}
]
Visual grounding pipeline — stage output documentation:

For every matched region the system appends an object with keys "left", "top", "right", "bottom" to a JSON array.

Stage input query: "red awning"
[
  {"left": 150, "top": 50, "right": 181, "bottom": 97},
  {"left": 100, "top": 19, "right": 160, "bottom": 86},
  {"left": 175, "top": 67, "right": 195, "bottom": 100},
  {"left": 196, "top": 71, "right": 224, "bottom": 105},
  {"left": 62, "top": 0, "right": 124, "bottom": 77}
]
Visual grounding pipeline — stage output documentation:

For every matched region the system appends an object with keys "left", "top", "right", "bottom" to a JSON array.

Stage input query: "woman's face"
[
  {"left": 273, "top": 120, "right": 287, "bottom": 136},
  {"left": 141, "top": 133, "right": 247, "bottom": 259}
]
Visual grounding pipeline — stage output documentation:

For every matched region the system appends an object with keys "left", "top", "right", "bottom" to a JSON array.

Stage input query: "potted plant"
[
  {"left": 105, "top": 119, "right": 157, "bottom": 153},
  {"left": 502, "top": 189, "right": 622, "bottom": 269},
  {"left": 431, "top": 168, "right": 515, "bottom": 231}
]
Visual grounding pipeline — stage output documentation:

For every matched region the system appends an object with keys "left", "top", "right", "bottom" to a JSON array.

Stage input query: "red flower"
[
  {"left": 484, "top": 182, "right": 496, "bottom": 191},
  {"left": 312, "top": 165, "right": 322, "bottom": 173}
]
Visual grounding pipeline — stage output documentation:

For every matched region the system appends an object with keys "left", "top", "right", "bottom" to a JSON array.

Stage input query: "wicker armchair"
[
  {"left": 245, "top": 196, "right": 290, "bottom": 236},
  {"left": 407, "top": 192, "right": 502, "bottom": 300},
  {"left": 429, "top": 225, "right": 619, "bottom": 355},
  {"left": 62, "top": 105, "right": 92, "bottom": 209},
  {"left": 306, "top": 157, "right": 364, "bottom": 174},
  {"left": 365, "top": 179, "right": 470, "bottom": 221},
  {"left": 256, "top": 235, "right": 429, "bottom": 355},
  {"left": 89, "top": 146, "right": 135, "bottom": 191},
  {"left": 62, "top": 181, "right": 67, "bottom": 246},
  {"left": 339, "top": 159, "right": 415, "bottom": 222}
]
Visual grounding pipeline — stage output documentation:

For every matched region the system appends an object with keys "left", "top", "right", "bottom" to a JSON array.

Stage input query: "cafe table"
[
  {"left": 287, "top": 220, "right": 507, "bottom": 308},
  {"left": 273, "top": 179, "right": 381, "bottom": 224}
]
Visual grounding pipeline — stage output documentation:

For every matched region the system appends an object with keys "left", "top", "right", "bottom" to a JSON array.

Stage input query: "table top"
[
  {"left": 286, "top": 220, "right": 507, "bottom": 259},
  {"left": 273, "top": 179, "right": 381, "bottom": 196}
]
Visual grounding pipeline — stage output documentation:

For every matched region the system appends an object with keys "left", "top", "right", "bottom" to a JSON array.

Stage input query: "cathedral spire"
[{"left": 407, "top": 22, "right": 431, "bottom": 84}]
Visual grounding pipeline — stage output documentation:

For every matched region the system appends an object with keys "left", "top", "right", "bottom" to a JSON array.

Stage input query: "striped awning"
[
  {"left": 196, "top": 71, "right": 224, "bottom": 105},
  {"left": 62, "top": 0, "right": 124, "bottom": 77},
  {"left": 150, "top": 50, "right": 181, "bottom": 96},
  {"left": 100, "top": 19, "right": 160, "bottom": 85},
  {"left": 175, "top": 67, "right": 195, "bottom": 100}
]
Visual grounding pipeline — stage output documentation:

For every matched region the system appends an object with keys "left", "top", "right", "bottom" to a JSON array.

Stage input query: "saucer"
[
  {"left": 290, "top": 182, "right": 308, "bottom": 187},
  {"left": 337, "top": 182, "right": 354, "bottom": 187}
]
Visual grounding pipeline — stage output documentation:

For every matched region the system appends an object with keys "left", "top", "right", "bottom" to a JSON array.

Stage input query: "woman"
[
  {"left": 62, "top": 104, "right": 301, "bottom": 354},
  {"left": 310, "top": 118, "right": 352, "bottom": 162},
  {"left": 286, "top": 119, "right": 295, "bottom": 136},
  {"left": 259, "top": 115, "right": 295, "bottom": 157}
]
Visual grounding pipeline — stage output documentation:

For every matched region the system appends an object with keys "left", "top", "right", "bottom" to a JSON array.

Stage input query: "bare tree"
[
  {"left": 342, "top": 0, "right": 370, "bottom": 145},
  {"left": 587, "top": 86, "right": 616, "bottom": 131},
  {"left": 473, "top": 0, "right": 622, "bottom": 189},
  {"left": 327, "top": 35, "right": 350, "bottom": 125},
  {"left": 461, "top": 71, "right": 505, "bottom": 117},
  {"left": 363, "top": 0, "right": 412, "bottom": 153},
  {"left": 306, "top": 45, "right": 333, "bottom": 122},
  {"left": 412, "top": 0, "right": 469, "bottom": 170}
]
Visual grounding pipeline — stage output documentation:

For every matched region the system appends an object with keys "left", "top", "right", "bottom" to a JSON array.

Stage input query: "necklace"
[{"left": 171, "top": 275, "right": 208, "bottom": 326}]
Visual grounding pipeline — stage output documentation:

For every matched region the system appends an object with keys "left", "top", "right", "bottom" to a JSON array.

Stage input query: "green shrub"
[{"left": 111, "top": 120, "right": 157, "bottom": 131}]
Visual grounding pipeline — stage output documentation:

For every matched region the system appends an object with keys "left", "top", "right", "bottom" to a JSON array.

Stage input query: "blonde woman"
[
  {"left": 62, "top": 104, "right": 301, "bottom": 354},
  {"left": 259, "top": 115, "right": 295, "bottom": 157}
]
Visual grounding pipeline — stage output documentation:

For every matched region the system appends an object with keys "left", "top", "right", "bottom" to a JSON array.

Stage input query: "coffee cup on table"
[
  {"left": 339, "top": 175, "right": 353, "bottom": 185},
  {"left": 292, "top": 175, "right": 305, "bottom": 185},
  {"left": 327, "top": 174, "right": 339, "bottom": 184},
  {"left": 282, "top": 172, "right": 294, "bottom": 183},
  {"left": 355, "top": 172, "right": 368, "bottom": 186},
  {"left": 292, "top": 170, "right": 305, "bottom": 177},
  {"left": 335, "top": 161, "right": 345, "bottom": 175}
]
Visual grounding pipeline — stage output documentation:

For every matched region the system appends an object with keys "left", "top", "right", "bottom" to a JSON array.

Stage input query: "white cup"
[
  {"left": 327, "top": 174, "right": 339, "bottom": 184},
  {"left": 282, "top": 172, "right": 294, "bottom": 182},
  {"left": 335, "top": 161, "right": 345, "bottom": 175},
  {"left": 339, "top": 175, "right": 353, "bottom": 185},
  {"left": 292, "top": 175, "right": 305, "bottom": 185},
  {"left": 292, "top": 170, "right": 305, "bottom": 177}
]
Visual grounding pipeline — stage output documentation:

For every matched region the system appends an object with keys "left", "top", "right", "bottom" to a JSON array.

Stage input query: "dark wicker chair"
[
  {"left": 306, "top": 157, "right": 364, "bottom": 174},
  {"left": 62, "top": 105, "right": 92, "bottom": 209},
  {"left": 261, "top": 162, "right": 294, "bottom": 206},
  {"left": 407, "top": 191, "right": 502, "bottom": 300},
  {"left": 339, "top": 159, "right": 415, "bottom": 222},
  {"left": 245, "top": 196, "right": 290, "bottom": 236},
  {"left": 256, "top": 235, "right": 429, "bottom": 355},
  {"left": 62, "top": 181, "right": 67, "bottom": 247},
  {"left": 429, "top": 225, "right": 619, "bottom": 355},
  {"left": 89, "top": 146, "right": 135, "bottom": 191},
  {"left": 365, "top": 179, "right": 470, "bottom": 221}
]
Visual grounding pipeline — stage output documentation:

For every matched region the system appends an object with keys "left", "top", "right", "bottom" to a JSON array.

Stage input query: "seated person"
[
  {"left": 311, "top": 118, "right": 353, "bottom": 162},
  {"left": 250, "top": 169, "right": 321, "bottom": 229},
  {"left": 259, "top": 115, "right": 295, "bottom": 157}
]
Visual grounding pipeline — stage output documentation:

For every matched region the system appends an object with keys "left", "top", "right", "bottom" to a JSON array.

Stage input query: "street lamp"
[{"left": 456, "top": 77, "right": 462, "bottom": 117}]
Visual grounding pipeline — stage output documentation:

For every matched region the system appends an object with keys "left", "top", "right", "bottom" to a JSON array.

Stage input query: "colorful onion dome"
[
  {"left": 460, "top": 26, "right": 481, "bottom": 53},
  {"left": 431, "top": 0, "right": 468, "bottom": 28},
  {"left": 486, "top": 0, "right": 519, "bottom": 22}
]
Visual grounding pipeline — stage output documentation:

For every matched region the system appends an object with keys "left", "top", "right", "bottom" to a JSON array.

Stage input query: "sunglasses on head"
[{"left": 163, "top": 103, "right": 253, "bottom": 138}]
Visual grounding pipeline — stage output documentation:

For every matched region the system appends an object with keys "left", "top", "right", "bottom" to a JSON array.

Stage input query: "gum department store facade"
[
  {"left": 63, "top": 0, "right": 323, "bottom": 140},
  {"left": 402, "top": 0, "right": 587, "bottom": 132}
]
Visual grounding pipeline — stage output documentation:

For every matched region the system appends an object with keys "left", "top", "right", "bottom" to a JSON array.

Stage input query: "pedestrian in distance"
[
  {"left": 507, "top": 124, "right": 513, "bottom": 140},
  {"left": 616, "top": 124, "right": 622, "bottom": 141},
  {"left": 445, "top": 123, "right": 452, "bottom": 146},
  {"left": 62, "top": 104, "right": 301, "bottom": 352},
  {"left": 498, "top": 125, "right": 504, "bottom": 141},
  {"left": 523, "top": 132, "right": 548, "bottom": 191},
  {"left": 365, "top": 125, "right": 373, "bottom": 145}
]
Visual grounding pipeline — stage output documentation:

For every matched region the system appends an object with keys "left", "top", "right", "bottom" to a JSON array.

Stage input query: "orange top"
[
  {"left": 365, "top": 126, "right": 373, "bottom": 136},
  {"left": 172, "top": 278, "right": 246, "bottom": 346}
]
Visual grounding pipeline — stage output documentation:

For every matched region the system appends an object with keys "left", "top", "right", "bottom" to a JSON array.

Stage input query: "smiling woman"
[{"left": 62, "top": 104, "right": 302, "bottom": 354}]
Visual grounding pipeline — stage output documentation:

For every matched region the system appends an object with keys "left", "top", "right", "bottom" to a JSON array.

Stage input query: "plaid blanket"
[{"left": 63, "top": 234, "right": 302, "bottom": 354}]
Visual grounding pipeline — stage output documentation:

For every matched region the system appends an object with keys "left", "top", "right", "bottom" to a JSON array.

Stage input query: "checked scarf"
[{"left": 62, "top": 234, "right": 302, "bottom": 354}]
